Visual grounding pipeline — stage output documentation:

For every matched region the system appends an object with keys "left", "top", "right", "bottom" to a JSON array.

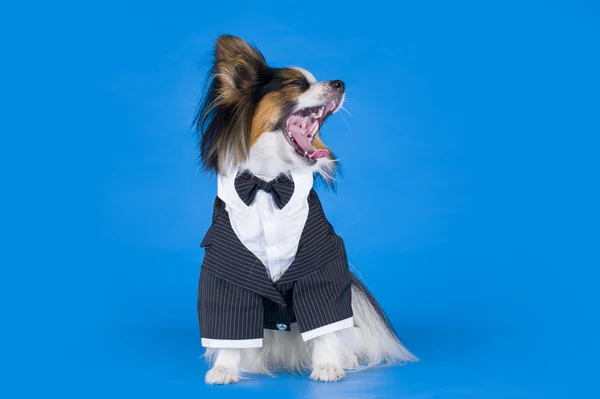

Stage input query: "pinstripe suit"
[{"left": 197, "top": 170, "right": 354, "bottom": 348}]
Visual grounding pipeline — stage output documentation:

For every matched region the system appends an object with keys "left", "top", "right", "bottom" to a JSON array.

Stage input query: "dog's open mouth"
[{"left": 284, "top": 99, "right": 338, "bottom": 159}]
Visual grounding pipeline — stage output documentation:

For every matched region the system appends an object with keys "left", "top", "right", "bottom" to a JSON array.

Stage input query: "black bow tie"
[{"left": 234, "top": 170, "right": 295, "bottom": 209}]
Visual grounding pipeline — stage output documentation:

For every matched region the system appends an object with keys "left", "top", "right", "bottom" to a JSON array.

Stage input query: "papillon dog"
[{"left": 193, "top": 35, "right": 417, "bottom": 384}]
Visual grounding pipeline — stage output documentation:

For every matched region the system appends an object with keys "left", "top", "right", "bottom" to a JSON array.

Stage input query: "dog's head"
[{"left": 194, "top": 35, "right": 345, "bottom": 182}]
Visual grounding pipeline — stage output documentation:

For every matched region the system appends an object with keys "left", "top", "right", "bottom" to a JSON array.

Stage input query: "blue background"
[{"left": 2, "top": 1, "right": 599, "bottom": 398}]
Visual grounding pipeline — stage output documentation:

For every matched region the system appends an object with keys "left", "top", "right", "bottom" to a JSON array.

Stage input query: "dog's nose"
[{"left": 329, "top": 80, "right": 345, "bottom": 93}]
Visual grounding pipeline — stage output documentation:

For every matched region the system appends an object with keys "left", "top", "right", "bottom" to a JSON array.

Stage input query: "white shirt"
[{"left": 216, "top": 169, "right": 314, "bottom": 282}]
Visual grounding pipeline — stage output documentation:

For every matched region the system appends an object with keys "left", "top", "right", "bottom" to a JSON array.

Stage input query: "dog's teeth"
[{"left": 304, "top": 151, "right": 308, "bottom": 156}]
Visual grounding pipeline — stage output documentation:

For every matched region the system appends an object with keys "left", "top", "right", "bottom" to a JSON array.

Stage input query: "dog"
[{"left": 193, "top": 35, "right": 417, "bottom": 384}]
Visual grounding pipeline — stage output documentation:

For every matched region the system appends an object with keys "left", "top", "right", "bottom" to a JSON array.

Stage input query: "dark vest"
[{"left": 197, "top": 188, "right": 353, "bottom": 343}]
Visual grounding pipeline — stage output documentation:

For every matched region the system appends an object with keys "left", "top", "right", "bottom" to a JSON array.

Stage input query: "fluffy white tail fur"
[{"left": 203, "top": 278, "right": 418, "bottom": 376}]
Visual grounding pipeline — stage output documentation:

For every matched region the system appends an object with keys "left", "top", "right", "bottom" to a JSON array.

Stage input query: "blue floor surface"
[{"left": 3, "top": 1, "right": 599, "bottom": 398}]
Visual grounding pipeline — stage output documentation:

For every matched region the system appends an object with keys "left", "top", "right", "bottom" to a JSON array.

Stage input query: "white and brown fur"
[{"left": 193, "top": 35, "right": 417, "bottom": 384}]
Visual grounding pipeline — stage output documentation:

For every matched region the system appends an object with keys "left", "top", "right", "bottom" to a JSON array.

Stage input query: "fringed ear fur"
[
  {"left": 194, "top": 35, "right": 268, "bottom": 174},
  {"left": 213, "top": 35, "right": 267, "bottom": 105}
]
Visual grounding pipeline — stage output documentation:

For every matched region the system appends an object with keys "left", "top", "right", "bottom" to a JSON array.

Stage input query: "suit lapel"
[
  {"left": 201, "top": 206, "right": 286, "bottom": 305},
  {"left": 276, "top": 189, "right": 341, "bottom": 285},
  {"left": 200, "top": 186, "right": 341, "bottom": 301}
]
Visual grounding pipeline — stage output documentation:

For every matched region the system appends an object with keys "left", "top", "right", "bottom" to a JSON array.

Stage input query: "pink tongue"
[
  {"left": 287, "top": 115, "right": 330, "bottom": 159},
  {"left": 309, "top": 149, "right": 329, "bottom": 159},
  {"left": 288, "top": 124, "right": 312, "bottom": 152}
]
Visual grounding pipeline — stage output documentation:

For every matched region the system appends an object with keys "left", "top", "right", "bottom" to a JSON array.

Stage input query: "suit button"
[{"left": 276, "top": 323, "right": 287, "bottom": 330}]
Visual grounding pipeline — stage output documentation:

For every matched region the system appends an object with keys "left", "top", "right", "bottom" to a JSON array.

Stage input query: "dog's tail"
[{"left": 349, "top": 269, "right": 418, "bottom": 367}]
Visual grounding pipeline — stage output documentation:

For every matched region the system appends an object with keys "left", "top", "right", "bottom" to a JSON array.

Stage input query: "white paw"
[
  {"left": 205, "top": 366, "right": 240, "bottom": 385},
  {"left": 309, "top": 363, "right": 345, "bottom": 382}
]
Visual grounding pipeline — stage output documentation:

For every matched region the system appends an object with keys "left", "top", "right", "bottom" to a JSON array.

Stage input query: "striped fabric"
[
  {"left": 233, "top": 170, "right": 295, "bottom": 209},
  {"left": 197, "top": 187, "right": 353, "bottom": 346}
]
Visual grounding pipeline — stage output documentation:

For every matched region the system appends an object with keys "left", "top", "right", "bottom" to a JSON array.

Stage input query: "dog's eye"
[{"left": 288, "top": 79, "right": 307, "bottom": 87}]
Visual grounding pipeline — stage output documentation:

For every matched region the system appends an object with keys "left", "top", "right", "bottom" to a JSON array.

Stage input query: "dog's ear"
[
  {"left": 213, "top": 35, "right": 267, "bottom": 105},
  {"left": 193, "top": 35, "right": 267, "bottom": 174}
]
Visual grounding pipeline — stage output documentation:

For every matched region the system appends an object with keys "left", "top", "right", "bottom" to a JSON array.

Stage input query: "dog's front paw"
[
  {"left": 205, "top": 366, "right": 240, "bottom": 385},
  {"left": 309, "top": 363, "right": 345, "bottom": 382}
]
